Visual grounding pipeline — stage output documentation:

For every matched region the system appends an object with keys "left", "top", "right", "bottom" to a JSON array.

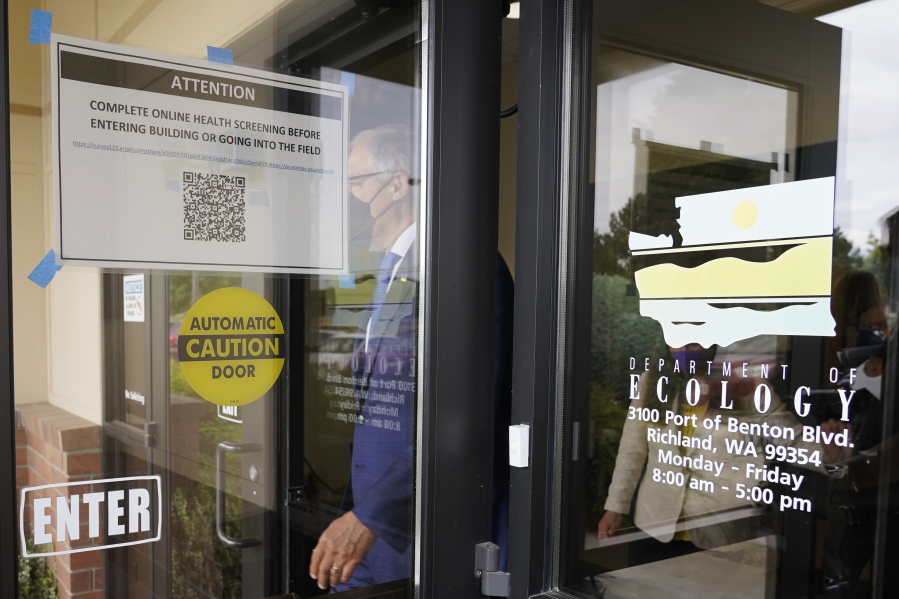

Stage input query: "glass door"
[
  {"left": 10, "top": 1, "right": 429, "bottom": 597},
  {"left": 546, "top": 0, "right": 899, "bottom": 598}
]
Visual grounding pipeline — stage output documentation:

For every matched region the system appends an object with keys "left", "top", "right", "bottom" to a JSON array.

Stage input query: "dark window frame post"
[
  {"left": 1, "top": 0, "right": 18, "bottom": 596},
  {"left": 419, "top": 0, "right": 504, "bottom": 597}
]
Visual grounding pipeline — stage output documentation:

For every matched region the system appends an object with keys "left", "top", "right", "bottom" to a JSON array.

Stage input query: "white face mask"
[{"left": 852, "top": 361, "right": 882, "bottom": 400}]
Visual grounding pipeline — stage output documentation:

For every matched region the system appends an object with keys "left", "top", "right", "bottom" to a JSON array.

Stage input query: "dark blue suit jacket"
[
  {"left": 337, "top": 252, "right": 514, "bottom": 589},
  {"left": 338, "top": 250, "right": 418, "bottom": 590}
]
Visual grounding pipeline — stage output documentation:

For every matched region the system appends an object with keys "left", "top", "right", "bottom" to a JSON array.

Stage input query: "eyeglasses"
[
  {"left": 348, "top": 171, "right": 389, "bottom": 182},
  {"left": 348, "top": 171, "right": 420, "bottom": 186}
]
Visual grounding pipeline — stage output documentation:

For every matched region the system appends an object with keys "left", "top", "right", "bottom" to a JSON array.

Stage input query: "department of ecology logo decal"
[
  {"left": 628, "top": 177, "right": 837, "bottom": 348},
  {"left": 178, "top": 287, "right": 285, "bottom": 406}
]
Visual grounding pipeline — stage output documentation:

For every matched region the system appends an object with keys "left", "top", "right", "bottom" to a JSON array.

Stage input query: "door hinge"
[{"left": 475, "top": 542, "right": 510, "bottom": 597}]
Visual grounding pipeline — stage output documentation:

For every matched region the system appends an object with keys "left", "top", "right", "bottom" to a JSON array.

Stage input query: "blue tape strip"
[
  {"left": 338, "top": 274, "right": 356, "bottom": 289},
  {"left": 28, "top": 249, "right": 63, "bottom": 288},
  {"left": 29, "top": 9, "right": 52, "bottom": 45},
  {"left": 340, "top": 72, "right": 356, "bottom": 95},
  {"left": 207, "top": 46, "right": 233, "bottom": 65}
]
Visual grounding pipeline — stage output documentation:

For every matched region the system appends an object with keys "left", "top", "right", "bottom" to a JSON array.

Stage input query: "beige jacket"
[{"left": 604, "top": 374, "right": 822, "bottom": 548}]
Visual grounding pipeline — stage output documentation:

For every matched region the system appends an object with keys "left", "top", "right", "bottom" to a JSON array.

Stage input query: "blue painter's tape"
[
  {"left": 207, "top": 46, "right": 233, "bottom": 65},
  {"left": 338, "top": 274, "right": 356, "bottom": 289},
  {"left": 29, "top": 9, "right": 52, "bottom": 45},
  {"left": 340, "top": 72, "right": 356, "bottom": 95},
  {"left": 28, "top": 249, "right": 63, "bottom": 288}
]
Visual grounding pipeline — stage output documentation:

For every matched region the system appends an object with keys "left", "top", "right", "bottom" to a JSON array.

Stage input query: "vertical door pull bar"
[{"left": 216, "top": 441, "right": 262, "bottom": 549}]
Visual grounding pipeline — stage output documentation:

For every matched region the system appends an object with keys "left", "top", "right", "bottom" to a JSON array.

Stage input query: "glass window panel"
[
  {"left": 562, "top": 1, "right": 899, "bottom": 597},
  {"left": 11, "top": 2, "right": 426, "bottom": 597}
]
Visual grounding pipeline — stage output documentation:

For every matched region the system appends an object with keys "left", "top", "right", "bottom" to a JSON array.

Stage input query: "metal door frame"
[
  {"left": 0, "top": 0, "right": 16, "bottom": 596},
  {"left": 509, "top": 0, "right": 846, "bottom": 597},
  {"left": 418, "top": 0, "right": 504, "bottom": 596},
  {"left": 0, "top": 0, "right": 506, "bottom": 597}
]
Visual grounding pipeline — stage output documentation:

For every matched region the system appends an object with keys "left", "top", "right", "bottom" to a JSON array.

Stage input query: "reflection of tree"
[
  {"left": 593, "top": 195, "right": 644, "bottom": 278},
  {"left": 830, "top": 228, "right": 891, "bottom": 295},
  {"left": 588, "top": 274, "right": 662, "bottom": 525},
  {"left": 169, "top": 392, "right": 243, "bottom": 599},
  {"left": 832, "top": 227, "right": 863, "bottom": 282},
  {"left": 17, "top": 533, "right": 58, "bottom": 599},
  {"left": 591, "top": 274, "right": 659, "bottom": 386},
  {"left": 169, "top": 273, "right": 243, "bottom": 316},
  {"left": 172, "top": 485, "right": 242, "bottom": 599},
  {"left": 862, "top": 231, "right": 891, "bottom": 294}
]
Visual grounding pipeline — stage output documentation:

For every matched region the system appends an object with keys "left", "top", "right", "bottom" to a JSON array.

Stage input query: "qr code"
[{"left": 182, "top": 172, "right": 247, "bottom": 242}]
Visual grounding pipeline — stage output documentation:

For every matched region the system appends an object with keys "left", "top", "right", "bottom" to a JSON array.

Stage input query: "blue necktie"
[{"left": 368, "top": 251, "right": 402, "bottom": 344}]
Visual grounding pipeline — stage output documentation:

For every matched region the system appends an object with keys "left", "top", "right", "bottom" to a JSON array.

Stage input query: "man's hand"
[
  {"left": 598, "top": 511, "right": 623, "bottom": 540},
  {"left": 309, "top": 511, "right": 377, "bottom": 590}
]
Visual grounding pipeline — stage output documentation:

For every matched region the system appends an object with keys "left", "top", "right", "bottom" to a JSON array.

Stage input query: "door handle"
[{"left": 216, "top": 441, "right": 262, "bottom": 549}]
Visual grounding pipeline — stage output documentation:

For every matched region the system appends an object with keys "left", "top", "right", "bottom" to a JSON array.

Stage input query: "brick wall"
[{"left": 16, "top": 403, "right": 104, "bottom": 599}]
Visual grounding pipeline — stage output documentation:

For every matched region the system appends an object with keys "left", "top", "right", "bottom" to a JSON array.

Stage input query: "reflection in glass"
[
  {"left": 10, "top": 0, "right": 424, "bottom": 597},
  {"left": 564, "top": 2, "right": 899, "bottom": 598}
]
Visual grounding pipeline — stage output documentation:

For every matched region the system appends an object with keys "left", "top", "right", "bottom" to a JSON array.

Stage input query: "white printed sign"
[
  {"left": 51, "top": 35, "right": 348, "bottom": 273},
  {"left": 218, "top": 405, "right": 243, "bottom": 424},
  {"left": 217, "top": 404, "right": 243, "bottom": 423},
  {"left": 123, "top": 274, "right": 144, "bottom": 322},
  {"left": 20, "top": 475, "right": 162, "bottom": 557}
]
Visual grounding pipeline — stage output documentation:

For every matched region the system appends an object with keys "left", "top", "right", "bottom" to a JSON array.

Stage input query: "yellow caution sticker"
[{"left": 178, "top": 287, "right": 285, "bottom": 406}]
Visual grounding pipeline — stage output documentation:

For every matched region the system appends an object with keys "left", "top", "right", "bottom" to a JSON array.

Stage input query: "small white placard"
[
  {"left": 509, "top": 424, "right": 530, "bottom": 468},
  {"left": 217, "top": 404, "right": 243, "bottom": 423},
  {"left": 123, "top": 274, "right": 144, "bottom": 322}
]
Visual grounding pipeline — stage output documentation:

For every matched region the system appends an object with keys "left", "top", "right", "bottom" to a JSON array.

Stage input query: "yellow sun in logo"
[{"left": 731, "top": 200, "right": 759, "bottom": 229}]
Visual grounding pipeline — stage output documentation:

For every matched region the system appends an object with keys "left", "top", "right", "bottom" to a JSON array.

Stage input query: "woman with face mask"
[
  {"left": 821, "top": 270, "right": 890, "bottom": 595},
  {"left": 822, "top": 271, "right": 889, "bottom": 472}
]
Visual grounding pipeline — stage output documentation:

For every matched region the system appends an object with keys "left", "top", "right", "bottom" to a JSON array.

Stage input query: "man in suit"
[{"left": 310, "top": 124, "right": 418, "bottom": 591}]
